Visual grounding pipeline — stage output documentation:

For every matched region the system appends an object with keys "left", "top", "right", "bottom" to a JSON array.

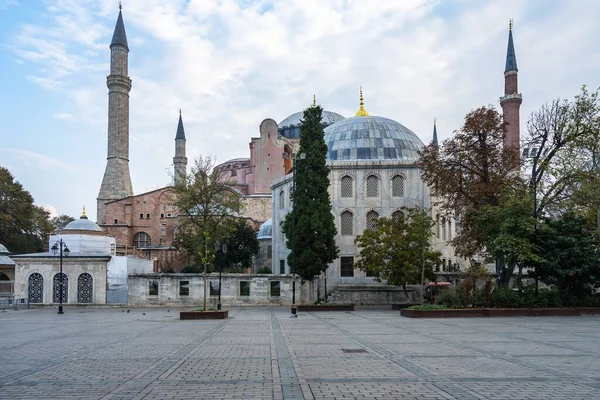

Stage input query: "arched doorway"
[
  {"left": 28, "top": 273, "right": 43, "bottom": 303},
  {"left": 77, "top": 273, "right": 93, "bottom": 303},
  {"left": 53, "top": 273, "right": 68, "bottom": 303}
]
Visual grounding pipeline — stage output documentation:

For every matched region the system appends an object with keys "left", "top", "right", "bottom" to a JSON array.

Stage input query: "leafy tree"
[
  {"left": 419, "top": 106, "right": 522, "bottom": 285},
  {"left": 173, "top": 156, "right": 243, "bottom": 268},
  {"left": 0, "top": 166, "right": 52, "bottom": 253},
  {"left": 354, "top": 207, "right": 439, "bottom": 293},
  {"left": 524, "top": 87, "right": 600, "bottom": 219},
  {"left": 217, "top": 220, "right": 260, "bottom": 272},
  {"left": 51, "top": 215, "right": 75, "bottom": 231},
  {"left": 533, "top": 212, "right": 600, "bottom": 304},
  {"left": 282, "top": 103, "right": 338, "bottom": 281}
]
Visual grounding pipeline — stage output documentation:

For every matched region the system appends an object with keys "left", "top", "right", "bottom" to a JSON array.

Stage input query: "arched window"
[
  {"left": 266, "top": 245, "right": 272, "bottom": 257},
  {"left": 28, "top": 273, "right": 43, "bottom": 304},
  {"left": 279, "top": 190, "right": 285, "bottom": 209},
  {"left": 77, "top": 273, "right": 93, "bottom": 303},
  {"left": 366, "top": 175, "right": 379, "bottom": 198},
  {"left": 447, "top": 219, "right": 452, "bottom": 240},
  {"left": 133, "top": 232, "right": 151, "bottom": 248},
  {"left": 366, "top": 211, "right": 379, "bottom": 230},
  {"left": 436, "top": 214, "right": 440, "bottom": 238},
  {"left": 53, "top": 273, "right": 68, "bottom": 303},
  {"left": 340, "top": 211, "right": 354, "bottom": 236},
  {"left": 0, "top": 272, "right": 9, "bottom": 281},
  {"left": 341, "top": 176, "right": 353, "bottom": 198},
  {"left": 392, "top": 175, "right": 405, "bottom": 197},
  {"left": 392, "top": 210, "right": 404, "bottom": 221}
]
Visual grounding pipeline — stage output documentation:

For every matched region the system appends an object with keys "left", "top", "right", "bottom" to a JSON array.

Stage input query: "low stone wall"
[
  {"left": 327, "top": 285, "right": 421, "bottom": 305},
  {"left": 128, "top": 273, "right": 304, "bottom": 307}
]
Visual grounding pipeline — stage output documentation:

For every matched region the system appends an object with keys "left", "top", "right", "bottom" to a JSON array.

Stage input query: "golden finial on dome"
[
  {"left": 355, "top": 86, "right": 369, "bottom": 117},
  {"left": 81, "top": 205, "right": 88, "bottom": 219},
  {"left": 509, "top": 18, "right": 513, "bottom": 31},
  {"left": 312, "top": 94, "right": 317, "bottom": 108}
]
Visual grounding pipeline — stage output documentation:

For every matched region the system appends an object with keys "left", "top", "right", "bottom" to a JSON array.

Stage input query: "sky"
[{"left": 0, "top": 0, "right": 599, "bottom": 222}]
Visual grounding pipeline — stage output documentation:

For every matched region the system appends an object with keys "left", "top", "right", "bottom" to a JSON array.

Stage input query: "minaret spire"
[
  {"left": 355, "top": 86, "right": 369, "bottom": 117},
  {"left": 432, "top": 119, "right": 438, "bottom": 148},
  {"left": 500, "top": 19, "right": 522, "bottom": 154},
  {"left": 312, "top": 94, "right": 317, "bottom": 108},
  {"left": 97, "top": 7, "right": 133, "bottom": 224},
  {"left": 174, "top": 111, "right": 188, "bottom": 185}
]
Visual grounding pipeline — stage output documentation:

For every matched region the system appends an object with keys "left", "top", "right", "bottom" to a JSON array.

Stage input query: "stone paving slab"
[{"left": 1, "top": 307, "right": 600, "bottom": 399}]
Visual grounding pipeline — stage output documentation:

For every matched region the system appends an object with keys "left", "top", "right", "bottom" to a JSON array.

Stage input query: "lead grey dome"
[
  {"left": 64, "top": 216, "right": 103, "bottom": 232},
  {"left": 257, "top": 218, "right": 272, "bottom": 240},
  {"left": 0, "top": 244, "right": 9, "bottom": 254},
  {"left": 324, "top": 115, "right": 424, "bottom": 161},
  {"left": 278, "top": 110, "right": 345, "bottom": 139}
]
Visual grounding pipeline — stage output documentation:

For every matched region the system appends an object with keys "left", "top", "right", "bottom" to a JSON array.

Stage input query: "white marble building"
[{"left": 271, "top": 97, "right": 463, "bottom": 301}]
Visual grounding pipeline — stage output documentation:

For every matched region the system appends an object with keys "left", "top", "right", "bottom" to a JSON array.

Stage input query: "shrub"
[
  {"left": 408, "top": 304, "right": 447, "bottom": 310},
  {"left": 181, "top": 265, "right": 202, "bottom": 273},
  {"left": 491, "top": 287, "right": 524, "bottom": 308},
  {"left": 257, "top": 266, "right": 272, "bottom": 274},
  {"left": 437, "top": 290, "right": 466, "bottom": 309}
]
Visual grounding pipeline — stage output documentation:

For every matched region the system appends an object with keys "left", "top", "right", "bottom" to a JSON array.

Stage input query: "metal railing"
[{"left": 0, "top": 298, "right": 29, "bottom": 311}]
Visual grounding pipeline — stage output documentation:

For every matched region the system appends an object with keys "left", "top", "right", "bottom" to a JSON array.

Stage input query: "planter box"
[
  {"left": 180, "top": 310, "right": 228, "bottom": 320},
  {"left": 297, "top": 304, "right": 355, "bottom": 312},
  {"left": 401, "top": 307, "right": 600, "bottom": 318}
]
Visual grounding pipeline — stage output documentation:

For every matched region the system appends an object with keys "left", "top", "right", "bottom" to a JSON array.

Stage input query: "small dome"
[
  {"left": 64, "top": 214, "right": 103, "bottom": 232},
  {"left": 0, "top": 244, "right": 9, "bottom": 254},
  {"left": 324, "top": 115, "right": 424, "bottom": 161},
  {"left": 278, "top": 110, "right": 345, "bottom": 139},
  {"left": 257, "top": 218, "right": 272, "bottom": 239}
]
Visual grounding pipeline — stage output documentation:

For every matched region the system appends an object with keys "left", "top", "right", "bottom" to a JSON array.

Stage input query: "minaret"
[
  {"left": 432, "top": 119, "right": 439, "bottom": 148},
  {"left": 173, "top": 110, "right": 188, "bottom": 185},
  {"left": 500, "top": 19, "right": 522, "bottom": 153},
  {"left": 97, "top": 4, "right": 133, "bottom": 224}
]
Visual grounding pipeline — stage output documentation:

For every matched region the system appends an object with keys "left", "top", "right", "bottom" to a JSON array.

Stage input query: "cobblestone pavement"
[{"left": 1, "top": 307, "right": 599, "bottom": 399}]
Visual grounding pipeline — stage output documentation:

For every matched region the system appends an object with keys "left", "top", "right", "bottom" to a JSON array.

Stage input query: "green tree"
[
  {"left": 282, "top": 103, "right": 338, "bottom": 281},
  {"left": 217, "top": 220, "right": 260, "bottom": 272},
  {"left": 0, "top": 166, "right": 52, "bottom": 253},
  {"left": 51, "top": 214, "right": 75, "bottom": 231},
  {"left": 354, "top": 207, "right": 439, "bottom": 293},
  {"left": 533, "top": 212, "right": 600, "bottom": 304},
  {"left": 173, "top": 156, "right": 243, "bottom": 268}
]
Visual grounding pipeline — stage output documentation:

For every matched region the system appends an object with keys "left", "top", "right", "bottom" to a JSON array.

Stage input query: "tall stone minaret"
[
  {"left": 500, "top": 19, "right": 522, "bottom": 153},
  {"left": 97, "top": 5, "right": 133, "bottom": 224},
  {"left": 173, "top": 110, "right": 188, "bottom": 185},
  {"left": 432, "top": 119, "right": 439, "bottom": 149}
]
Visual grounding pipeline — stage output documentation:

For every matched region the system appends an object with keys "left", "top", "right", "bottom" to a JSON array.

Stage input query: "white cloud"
[
  {"left": 6, "top": 0, "right": 600, "bottom": 220},
  {"left": 0, "top": 149, "right": 74, "bottom": 170},
  {"left": 40, "top": 204, "right": 58, "bottom": 219}
]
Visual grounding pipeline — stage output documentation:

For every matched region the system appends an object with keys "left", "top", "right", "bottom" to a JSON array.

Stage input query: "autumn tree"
[
  {"left": 354, "top": 207, "right": 439, "bottom": 294},
  {"left": 0, "top": 166, "right": 52, "bottom": 253},
  {"left": 282, "top": 103, "right": 338, "bottom": 281},
  {"left": 419, "top": 107, "right": 522, "bottom": 284}
]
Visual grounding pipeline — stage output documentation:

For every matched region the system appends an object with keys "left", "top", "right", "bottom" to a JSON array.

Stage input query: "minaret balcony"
[{"left": 500, "top": 93, "right": 522, "bottom": 103}]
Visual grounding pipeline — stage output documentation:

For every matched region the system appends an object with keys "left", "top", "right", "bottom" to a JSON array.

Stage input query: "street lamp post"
[
  {"left": 51, "top": 239, "right": 70, "bottom": 315},
  {"left": 213, "top": 241, "right": 228, "bottom": 310},
  {"left": 283, "top": 151, "right": 305, "bottom": 317}
]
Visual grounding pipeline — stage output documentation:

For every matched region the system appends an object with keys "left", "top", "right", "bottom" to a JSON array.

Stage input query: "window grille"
[
  {"left": 133, "top": 232, "right": 151, "bottom": 248},
  {"left": 366, "top": 211, "right": 379, "bottom": 230},
  {"left": 240, "top": 281, "right": 250, "bottom": 296},
  {"left": 53, "top": 273, "right": 68, "bottom": 303},
  {"left": 270, "top": 281, "right": 281, "bottom": 297},
  {"left": 340, "top": 257, "right": 354, "bottom": 277},
  {"left": 77, "top": 273, "right": 93, "bottom": 303},
  {"left": 340, "top": 211, "right": 353, "bottom": 236},
  {"left": 392, "top": 175, "right": 405, "bottom": 197},
  {"left": 28, "top": 273, "right": 43, "bottom": 304},
  {"left": 366, "top": 175, "right": 379, "bottom": 197},
  {"left": 149, "top": 281, "right": 158, "bottom": 296},
  {"left": 392, "top": 210, "right": 404, "bottom": 221},
  {"left": 210, "top": 281, "right": 219, "bottom": 295},
  {"left": 179, "top": 280, "right": 189, "bottom": 296},
  {"left": 341, "top": 176, "right": 353, "bottom": 197}
]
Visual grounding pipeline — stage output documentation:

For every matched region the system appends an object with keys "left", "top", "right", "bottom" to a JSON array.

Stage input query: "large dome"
[
  {"left": 257, "top": 218, "right": 272, "bottom": 240},
  {"left": 278, "top": 110, "right": 345, "bottom": 139},
  {"left": 324, "top": 115, "right": 423, "bottom": 161}
]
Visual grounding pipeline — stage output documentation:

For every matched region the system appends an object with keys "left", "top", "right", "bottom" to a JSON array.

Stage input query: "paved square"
[{"left": 1, "top": 307, "right": 599, "bottom": 399}]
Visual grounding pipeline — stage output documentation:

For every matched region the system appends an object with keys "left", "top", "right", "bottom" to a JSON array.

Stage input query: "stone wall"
[{"left": 128, "top": 273, "right": 304, "bottom": 307}]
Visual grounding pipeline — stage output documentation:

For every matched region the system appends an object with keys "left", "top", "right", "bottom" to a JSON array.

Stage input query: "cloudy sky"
[{"left": 0, "top": 0, "right": 599, "bottom": 221}]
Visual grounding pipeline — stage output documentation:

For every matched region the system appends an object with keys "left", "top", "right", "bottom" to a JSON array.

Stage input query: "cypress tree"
[{"left": 282, "top": 103, "right": 339, "bottom": 280}]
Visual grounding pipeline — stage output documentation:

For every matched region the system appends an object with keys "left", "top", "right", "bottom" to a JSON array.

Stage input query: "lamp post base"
[
  {"left": 291, "top": 304, "right": 297, "bottom": 317},
  {"left": 58, "top": 306, "right": 64, "bottom": 315},
  {"left": 217, "top": 302, "right": 222, "bottom": 311}
]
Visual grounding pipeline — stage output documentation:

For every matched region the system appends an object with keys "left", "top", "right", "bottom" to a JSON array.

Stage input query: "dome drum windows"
[
  {"left": 366, "top": 175, "right": 379, "bottom": 198},
  {"left": 341, "top": 176, "right": 353, "bottom": 198},
  {"left": 391, "top": 175, "right": 405, "bottom": 197}
]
